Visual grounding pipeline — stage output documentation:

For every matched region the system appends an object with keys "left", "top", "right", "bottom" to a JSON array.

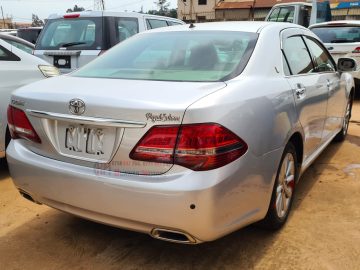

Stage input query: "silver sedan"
[{"left": 6, "top": 22, "right": 356, "bottom": 244}]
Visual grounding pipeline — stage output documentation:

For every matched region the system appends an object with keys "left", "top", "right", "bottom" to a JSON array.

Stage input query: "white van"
[{"left": 34, "top": 11, "right": 185, "bottom": 73}]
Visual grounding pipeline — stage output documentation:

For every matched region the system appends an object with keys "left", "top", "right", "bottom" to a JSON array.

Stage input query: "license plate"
[
  {"left": 55, "top": 123, "right": 119, "bottom": 162},
  {"left": 65, "top": 125, "right": 105, "bottom": 156},
  {"left": 54, "top": 55, "right": 71, "bottom": 69}
]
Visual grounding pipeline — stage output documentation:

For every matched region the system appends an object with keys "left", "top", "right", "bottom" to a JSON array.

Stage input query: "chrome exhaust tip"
[{"left": 151, "top": 228, "right": 197, "bottom": 244}]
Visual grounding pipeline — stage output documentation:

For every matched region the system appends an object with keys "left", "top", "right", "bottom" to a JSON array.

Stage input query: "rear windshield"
[
  {"left": 36, "top": 17, "right": 103, "bottom": 50},
  {"left": 311, "top": 26, "right": 360, "bottom": 43},
  {"left": 17, "top": 29, "right": 42, "bottom": 44},
  {"left": 73, "top": 31, "right": 258, "bottom": 82},
  {"left": 267, "top": 7, "right": 295, "bottom": 23}
]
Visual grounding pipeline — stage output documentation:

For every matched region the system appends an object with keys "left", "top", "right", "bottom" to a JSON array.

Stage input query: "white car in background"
[
  {"left": 310, "top": 21, "right": 360, "bottom": 96},
  {"left": 0, "top": 38, "right": 59, "bottom": 162},
  {"left": 34, "top": 11, "right": 185, "bottom": 73}
]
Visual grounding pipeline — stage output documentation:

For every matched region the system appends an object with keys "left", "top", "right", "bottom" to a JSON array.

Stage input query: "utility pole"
[
  {"left": 94, "top": 0, "right": 105, "bottom": 11},
  {"left": 1, "top": 6, "right": 5, "bottom": 29}
]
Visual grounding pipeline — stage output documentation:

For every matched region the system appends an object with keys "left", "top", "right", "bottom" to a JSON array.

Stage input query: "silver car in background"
[
  {"left": 34, "top": 11, "right": 184, "bottom": 73},
  {"left": 7, "top": 22, "right": 356, "bottom": 244}
]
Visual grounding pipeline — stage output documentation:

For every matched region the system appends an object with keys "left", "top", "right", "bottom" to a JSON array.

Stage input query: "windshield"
[
  {"left": 36, "top": 18, "right": 103, "bottom": 50},
  {"left": 311, "top": 26, "right": 360, "bottom": 43},
  {"left": 73, "top": 31, "right": 258, "bottom": 82}
]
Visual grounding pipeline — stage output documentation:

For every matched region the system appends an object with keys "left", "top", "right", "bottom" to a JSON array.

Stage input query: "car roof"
[
  {"left": 48, "top": 11, "right": 184, "bottom": 23},
  {"left": 309, "top": 20, "right": 360, "bottom": 28},
  {"left": 144, "top": 21, "right": 305, "bottom": 34},
  {"left": 0, "top": 33, "right": 35, "bottom": 49}
]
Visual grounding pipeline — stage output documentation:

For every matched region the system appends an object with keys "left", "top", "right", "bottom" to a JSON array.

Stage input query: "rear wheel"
[
  {"left": 261, "top": 142, "right": 298, "bottom": 229},
  {"left": 334, "top": 96, "right": 352, "bottom": 142}
]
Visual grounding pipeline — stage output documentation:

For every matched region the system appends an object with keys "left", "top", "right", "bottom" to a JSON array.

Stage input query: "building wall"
[
  {"left": 215, "top": 9, "right": 251, "bottom": 21},
  {"left": 178, "top": 0, "right": 219, "bottom": 21}
]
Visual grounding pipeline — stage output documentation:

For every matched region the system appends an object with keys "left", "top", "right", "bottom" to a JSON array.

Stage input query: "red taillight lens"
[
  {"left": 130, "top": 126, "right": 179, "bottom": 164},
  {"left": 130, "top": 123, "right": 247, "bottom": 171},
  {"left": 7, "top": 106, "right": 41, "bottom": 143},
  {"left": 353, "top": 47, "right": 360, "bottom": 53}
]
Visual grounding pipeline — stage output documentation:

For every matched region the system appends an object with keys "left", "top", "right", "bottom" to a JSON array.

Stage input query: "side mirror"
[{"left": 337, "top": 58, "right": 357, "bottom": 72}]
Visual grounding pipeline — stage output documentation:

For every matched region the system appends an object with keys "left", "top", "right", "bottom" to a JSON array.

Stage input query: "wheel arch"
[{"left": 288, "top": 132, "right": 303, "bottom": 174}]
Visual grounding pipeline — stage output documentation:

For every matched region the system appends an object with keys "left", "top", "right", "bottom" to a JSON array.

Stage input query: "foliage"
[
  {"left": 66, "top": 5, "right": 85, "bottom": 13},
  {"left": 31, "top": 14, "right": 44, "bottom": 27}
]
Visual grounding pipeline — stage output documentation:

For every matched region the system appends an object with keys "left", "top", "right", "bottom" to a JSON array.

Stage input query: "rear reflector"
[
  {"left": 353, "top": 47, "right": 360, "bottom": 53},
  {"left": 7, "top": 106, "right": 41, "bottom": 143},
  {"left": 130, "top": 123, "right": 247, "bottom": 171},
  {"left": 64, "top": 14, "right": 80, "bottom": 19}
]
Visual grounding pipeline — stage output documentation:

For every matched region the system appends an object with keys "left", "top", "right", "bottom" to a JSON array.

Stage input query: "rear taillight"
[
  {"left": 7, "top": 106, "right": 41, "bottom": 143},
  {"left": 353, "top": 47, "right": 360, "bottom": 53},
  {"left": 130, "top": 123, "right": 247, "bottom": 171}
]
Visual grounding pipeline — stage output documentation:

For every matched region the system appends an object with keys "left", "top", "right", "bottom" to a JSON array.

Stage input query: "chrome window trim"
[{"left": 27, "top": 110, "right": 146, "bottom": 128}]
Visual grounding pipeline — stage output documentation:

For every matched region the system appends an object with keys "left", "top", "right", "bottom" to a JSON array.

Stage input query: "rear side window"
[
  {"left": 283, "top": 36, "right": 313, "bottom": 75},
  {"left": 6, "top": 40, "right": 33, "bottom": 54},
  {"left": 146, "top": 19, "right": 168, "bottom": 29},
  {"left": 167, "top": 21, "right": 182, "bottom": 26},
  {"left": 311, "top": 26, "right": 360, "bottom": 43},
  {"left": 73, "top": 31, "right": 258, "bottom": 82},
  {"left": 115, "top": 17, "right": 139, "bottom": 43},
  {"left": 0, "top": 45, "right": 20, "bottom": 61},
  {"left": 304, "top": 36, "right": 335, "bottom": 72},
  {"left": 36, "top": 18, "right": 103, "bottom": 50}
]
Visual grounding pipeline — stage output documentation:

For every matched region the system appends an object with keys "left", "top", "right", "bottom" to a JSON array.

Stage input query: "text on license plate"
[{"left": 65, "top": 125, "right": 105, "bottom": 156}]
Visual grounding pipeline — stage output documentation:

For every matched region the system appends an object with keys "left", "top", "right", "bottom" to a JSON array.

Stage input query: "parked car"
[
  {"left": 0, "top": 39, "right": 59, "bottom": 161},
  {"left": 17, "top": 27, "right": 43, "bottom": 44},
  {"left": 0, "top": 33, "right": 35, "bottom": 54},
  {"left": 34, "top": 11, "right": 185, "bottom": 73},
  {"left": 7, "top": 22, "right": 356, "bottom": 244},
  {"left": 310, "top": 21, "right": 360, "bottom": 96}
]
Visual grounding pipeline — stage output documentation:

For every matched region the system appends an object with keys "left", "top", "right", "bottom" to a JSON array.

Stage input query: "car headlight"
[{"left": 38, "top": 65, "right": 60, "bottom": 78}]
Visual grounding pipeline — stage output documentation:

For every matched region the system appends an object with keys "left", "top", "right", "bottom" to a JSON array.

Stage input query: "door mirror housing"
[{"left": 337, "top": 58, "right": 357, "bottom": 72}]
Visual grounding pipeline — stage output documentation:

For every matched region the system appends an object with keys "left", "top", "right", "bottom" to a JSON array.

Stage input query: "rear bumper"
[{"left": 7, "top": 140, "right": 282, "bottom": 242}]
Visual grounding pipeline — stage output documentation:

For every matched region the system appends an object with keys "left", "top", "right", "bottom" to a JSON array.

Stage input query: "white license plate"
[
  {"left": 65, "top": 125, "right": 105, "bottom": 156},
  {"left": 56, "top": 123, "right": 119, "bottom": 162}
]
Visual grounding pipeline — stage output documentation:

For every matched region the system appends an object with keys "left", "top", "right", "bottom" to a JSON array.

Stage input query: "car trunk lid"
[{"left": 11, "top": 76, "right": 227, "bottom": 175}]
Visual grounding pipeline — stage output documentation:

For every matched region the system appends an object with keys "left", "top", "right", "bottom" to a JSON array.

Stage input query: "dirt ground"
[{"left": 1, "top": 102, "right": 360, "bottom": 270}]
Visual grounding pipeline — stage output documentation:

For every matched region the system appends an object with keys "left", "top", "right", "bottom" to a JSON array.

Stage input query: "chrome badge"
[{"left": 69, "top": 99, "right": 86, "bottom": 115}]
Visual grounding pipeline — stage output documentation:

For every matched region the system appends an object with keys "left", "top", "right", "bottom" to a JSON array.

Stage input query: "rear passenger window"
[
  {"left": 146, "top": 19, "right": 168, "bottom": 29},
  {"left": 0, "top": 45, "right": 20, "bottom": 61},
  {"left": 115, "top": 17, "right": 139, "bottom": 43},
  {"left": 304, "top": 36, "right": 336, "bottom": 72},
  {"left": 283, "top": 36, "right": 313, "bottom": 75},
  {"left": 167, "top": 21, "right": 182, "bottom": 26}
]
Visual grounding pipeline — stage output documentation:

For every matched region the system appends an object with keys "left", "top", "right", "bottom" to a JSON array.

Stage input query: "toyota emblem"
[{"left": 69, "top": 99, "right": 86, "bottom": 115}]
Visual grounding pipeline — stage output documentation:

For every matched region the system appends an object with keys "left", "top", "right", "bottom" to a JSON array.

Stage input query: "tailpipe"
[
  {"left": 150, "top": 228, "right": 197, "bottom": 244},
  {"left": 18, "top": 189, "right": 41, "bottom": 205}
]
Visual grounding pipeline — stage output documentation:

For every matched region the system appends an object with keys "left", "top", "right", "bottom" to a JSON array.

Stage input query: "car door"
[
  {"left": 303, "top": 35, "right": 344, "bottom": 142},
  {"left": 281, "top": 29, "right": 328, "bottom": 161}
]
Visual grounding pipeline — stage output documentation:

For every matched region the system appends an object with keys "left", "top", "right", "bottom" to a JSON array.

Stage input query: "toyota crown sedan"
[{"left": 6, "top": 22, "right": 356, "bottom": 244}]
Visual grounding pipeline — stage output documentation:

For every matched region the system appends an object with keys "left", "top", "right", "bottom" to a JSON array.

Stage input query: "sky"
[{"left": 0, "top": 0, "right": 178, "bottom": 22}]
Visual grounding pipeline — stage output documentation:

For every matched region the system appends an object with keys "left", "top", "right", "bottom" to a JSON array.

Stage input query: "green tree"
[
  {"left": 31, "top": 14, "right": 44, "bottom": 27},
  {"left": 154, "top": 0, "right": 170, "bottom": 16},
  {"left": 66, "top": 5, "right": 85, "bottom": 13}
]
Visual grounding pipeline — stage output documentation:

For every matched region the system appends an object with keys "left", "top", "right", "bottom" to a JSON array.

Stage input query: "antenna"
[{"left": 94, "top": 0, "right": 105, "bottom": 11}]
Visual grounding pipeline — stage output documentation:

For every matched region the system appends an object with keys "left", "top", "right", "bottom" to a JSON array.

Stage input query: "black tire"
[
  {"left": 260, "top": 142, "right": 298, "bottom": 230},
  {"left": 355, "top": 79, "right": 360, "bottom": 99},
  {"left": 334, "top": 95, "right": 353, "bottom": 142}
]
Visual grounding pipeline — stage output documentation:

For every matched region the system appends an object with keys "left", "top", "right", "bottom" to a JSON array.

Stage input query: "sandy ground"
[{"left": 1, "top": 102, "right": 360, "bottom": 270}]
